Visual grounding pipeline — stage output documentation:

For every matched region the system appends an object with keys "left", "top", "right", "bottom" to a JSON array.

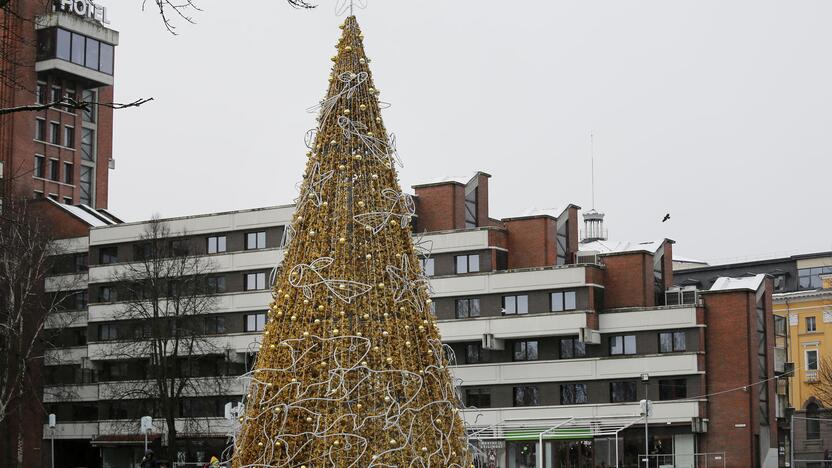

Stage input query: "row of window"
[
  {"left": 94, "top": 272, "right": 269, "bottom": 304},
  {"left": 454, "top": 291, "right": 578, "bottom": 319},
  {"left": 37, "top": 28, "right": 115, "bottom": 75},
  {"left": 798, "top": 266, "right": 832, "bottom": 290},
  {"left": 97, "top": 231, "right": 272, "bottom": 265},
  {"left": 34, "top": 155, "right": 74, "bottom": 184},
  {"left": 467, "top": 379, "right": 688, "bottom": 408},
  {"left": 95, "top": 312, "right": 268, "bottom": 342},
  {"left": 463, "top": 332, "right": 688, "bottom": 364}
]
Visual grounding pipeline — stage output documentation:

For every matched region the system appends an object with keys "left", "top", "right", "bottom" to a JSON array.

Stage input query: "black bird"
[{"left": 662, "top": 213, "right": 671, "bottom": 223}]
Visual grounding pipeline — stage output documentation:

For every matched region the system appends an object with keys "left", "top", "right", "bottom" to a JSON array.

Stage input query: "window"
[
  {"left": 465, "top": 185, "right": 477, "bottom": 228},
  {"left": 610, "top": 381, "right": 638, "bottom": 403},
  {"left": 246, "top": 231, "right": 266, "bottom": 250},
  {"left": 513, "top": 386, "right": 539, "bottom": 407},
  {"left": 71, "top": 32, "right": 85, "bottom": 65},
  {"left": 48, "top": 194, "right": 59, "bottom": 202},
  {"left": 73, "top": 290, "right": 88, "bottom": 310},
  {"left": 56, "top": 28, "right": 71, "bottom": 60},
  {"left": 807, "top": 403, "right": 821, "bottom": 440},
  {"left": 204, "top": 316, "right": 226, "bottom": 335},
  {"left": 35, "top": 119, "right": 45, "bottom": 140},
  {"left": 51, "top": 86, "right": 62, "bottom": 104},
  {"left": 466, "top": 388, "right": 491, "bottom": 408},
  {"left": 99, "top": 246, "right": 118, "bottom": 264},
  {"left": 513, "top": 340, "right": 539, "bottom": 361},
  {"left": 659, "top": 379, "right": 687, "bottom": 400},
  {"left": 610, "top": 335, "right": 637, "bottom": 355},
  {"left": 556, "top": 215, "right": 569, "bottom": 266},
  {"left": 49, "top": 159, "right": 59, "bottom": 181},
  {"left": 799, "top": 267, "right": 832, "bottom": 290},
  {"left": 207, "top": 235, "right": 227, "bottom": 254},
  {"left": 99, "top": 43, "right": 114, "bottom": 75},
  {"left": 807, "top": 350, "right": 819, "bottom": 371},
  {"left": 34, "top": 155, "right": 45, "bottom": 178},
  {"left": 560, "top": 338, "right": 586, "bottom": 359},
  {"left": 63, "top": 197, "right": 72, "bottom": 205},
  {"left": 244, "top": 272, "right": 267, "bottom": 291},
  {"left": 49, "top": 122, "right": 60, "bottom": 144},
  {"left": 79, "top": 166, "right": 93, "bottom": 205},
  {"left": 455, "top": 254, "right": 480, "bottom": 274},
  {"left": 420, "top": 257, "right": 435, "bottom": 277},
  {"left": 64, "top": 88, "right": 76, "bottom": 112},
  {"left": 63, "top": 162, "right": 73, "bottom": 184},
  {"left": 98, "top": 286, "right": 117, "bottom": 303},
  {"left": 806, "top": 316, "right": 817, "bottom": 333},
  {"left": 773, "top": 274, "right": 786, "bottom": 292},
  {"left": 502, "top": 295, "right": 528, "bottom": 315},
  {"left": 74, "top": 254, "right": 88, "bottom": 272},
  {"left": 36, "top": 82, "right": 46, "bottom": 104},
  {"left": 98, "top": 324, "right": 117, "bottom": 341},
  {"left": 85, "top": 38, "right": 99, "bottom": 70},
  {"left": 81, "top": 128, "right": 95, "bottom": 161},
  {"left": 455, "top": 298, "right": 480, "bottom": 319},
  {"left": 64, "top": 125, "right": 75, "bottom": 148},
  {"left": 551, "top": 291, "right": 577, "bottom": 312},
  {"left": 207, "top": 276, "right": 226, "bottom": 294},
  {"left": 245, "top": 313, "right": 267, "bottom": 332},
  {"left": 465, "top": 343, "right": 488, "bottom": 364},
  {"left": 560, "top": 384, "right": 588, "bottom": 405},
  {"left": 33, "top": 191, "right": 44, "bottom": 199},
  {"left": 659, "top": 331, "right": 687, "bottom": 353},
  {"left": 82, "top": 90, "right": 97, "bottom": 122}
]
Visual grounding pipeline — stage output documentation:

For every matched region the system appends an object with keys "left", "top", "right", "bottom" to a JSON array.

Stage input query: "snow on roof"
[
  {"left": 709, "top": 274, "right": 766, "bottom": 292},
  {"left": 579, "top": 239, "right": 664, "bottom": 254},
  {"left": 412, "top": 173, "right": 478, "bottom": 187},
  {"left": 47, "top": 199, "right": 119, "bottom": 227},
  {"left": 673, "top": 256, "right": 708, "bottom": 265},
  {"left": 507, "top": 206, "right": 569, "bottom": 219}
]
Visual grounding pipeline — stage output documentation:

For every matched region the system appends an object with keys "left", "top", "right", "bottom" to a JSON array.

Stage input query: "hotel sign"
[{"left": 54, "top": 0, "right": 110, "bottom": 25}]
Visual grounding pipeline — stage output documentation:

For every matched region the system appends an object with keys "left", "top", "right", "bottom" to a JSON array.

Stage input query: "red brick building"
[{"left": 0, "top": 0, "right": 117, "bottom": 208}]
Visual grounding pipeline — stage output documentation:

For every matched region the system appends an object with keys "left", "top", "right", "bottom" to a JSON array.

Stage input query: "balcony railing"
[{"left": 806, "top": 370, "right": 819, "bottom": 383}]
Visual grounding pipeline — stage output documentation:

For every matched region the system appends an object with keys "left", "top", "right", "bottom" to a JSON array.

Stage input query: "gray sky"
[{"left": 106, "top": 0, "right": 831, "bottom": 263}]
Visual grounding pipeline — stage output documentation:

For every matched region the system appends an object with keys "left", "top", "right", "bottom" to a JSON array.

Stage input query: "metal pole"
[
  {"left": 789, "top": 413, "right": 794, "bottom": 468},
  {"left": 615, "top": 432, "right": 619, "bottom": 468},
  {"left": 51, "top": 428, "right": 55, "bottom": 468},
  {"left": 644, "top": 413, "right": 649, "bottom": 468},
  {"left": 144, "top": 430, "right": 148, "bottom": 453}
]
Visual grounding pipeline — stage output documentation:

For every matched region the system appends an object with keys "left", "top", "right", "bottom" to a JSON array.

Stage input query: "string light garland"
[{"left": 231, "top": 16, "right": 473, "bottom": 468}]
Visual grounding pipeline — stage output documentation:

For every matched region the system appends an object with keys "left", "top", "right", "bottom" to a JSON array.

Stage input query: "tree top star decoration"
[{"left": 231, "top": 16, "right": 473, "bottom": 468}]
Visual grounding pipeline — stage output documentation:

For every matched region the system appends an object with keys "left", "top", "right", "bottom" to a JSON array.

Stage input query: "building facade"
[
  {"left": 0, "top": 0, "right": 117, "bottom": 208},
  {"left": 42, "top": 173, "right": 782, "bottom": 468}
]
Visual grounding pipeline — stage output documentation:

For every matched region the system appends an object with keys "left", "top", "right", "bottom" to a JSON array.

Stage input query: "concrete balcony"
[
  {"left": 97, "top": 377, "right": 246, "bottom": 400},
  {"left": 45, "top": 346, "right": 88, "bottom": 365},
  {"left": 462, "top": 400, "right": 701, "bottom": 426},
  {"left": 438, "top": 311, "right": 588, "bottom": 342},
  {"left": 429, "top": 266, "right": 588, "bottom": 298},
  {"left": 45, "top": 273, "right": 88, "bottom": 293},
  {"left": 44, "top": 417, "right": 235, "bottom": 440},
  {"left": 421, "top": 229, "right": 492, "bottom": 254},
  {"left": 451, "top": 353, "right": 700, "bottom": 386},
  {"left": 598, "top": 307, "right": 698, "bottom": 333},
  {"left": 43, "top": 384, "right": 99, "bottom": 403},
  {"left": 45, "top": 310, "right": 88, "bottom": 330},
  {"left": 88, "top": 332, "right": 262, "bottom": 360},
  {"left": 88, "top": 290, "right": 272, "bottom": 322},
  {"left": 88, "top": 248, "right": 282, "bottom": 284}
]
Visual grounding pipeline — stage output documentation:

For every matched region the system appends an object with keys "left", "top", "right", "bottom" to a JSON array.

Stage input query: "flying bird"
[{"left": 662, "top": 213, "right": 671, "bottom": 223}]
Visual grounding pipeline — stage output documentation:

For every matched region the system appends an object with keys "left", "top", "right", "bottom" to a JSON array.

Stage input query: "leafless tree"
[
  {"left": 816, "top": 356, "right": 832, "bottom": 407},
  {"left": 94, "top": 218, "right": 232, "bottom": 462},
  {"left": 0, "top": 195, "right": 81, "bottom": 468}
]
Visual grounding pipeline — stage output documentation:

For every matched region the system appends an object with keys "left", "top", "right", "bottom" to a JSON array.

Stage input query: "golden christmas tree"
[{"left": 232, "top": 16, "right": 472, "bottom": 468}]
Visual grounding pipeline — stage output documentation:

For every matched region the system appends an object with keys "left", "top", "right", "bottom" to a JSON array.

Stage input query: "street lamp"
[
  {"left": 48, "top": 414, "right": 56, "bottom": 468},
  {"left": 640, "top": 373, "right": 651, "bottom": 468},
  {"left": 140, "top": 416, "right": 153, "bottom": 453}
]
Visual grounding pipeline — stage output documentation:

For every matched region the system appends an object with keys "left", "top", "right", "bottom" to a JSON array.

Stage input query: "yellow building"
[{"left": 774, "top": 273, "right": 832, "bottom": 409}]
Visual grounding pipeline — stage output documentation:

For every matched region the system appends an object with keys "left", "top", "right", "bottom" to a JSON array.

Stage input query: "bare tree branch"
[
  {"left": 816, "top": 356, "right": 832, "bottom": 407},
  {"left": 0, "top": 97, "right": 154, "bottom": 116}
]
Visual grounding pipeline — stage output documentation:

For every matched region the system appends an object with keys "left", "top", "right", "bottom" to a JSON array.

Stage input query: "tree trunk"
[{"left": 166, "top": 413, "right": 177, "bottom": 463}]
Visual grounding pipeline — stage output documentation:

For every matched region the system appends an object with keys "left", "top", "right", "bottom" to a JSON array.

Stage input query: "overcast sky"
[{"left": 105, "top": 0, "right": 831, "bottom": 263}]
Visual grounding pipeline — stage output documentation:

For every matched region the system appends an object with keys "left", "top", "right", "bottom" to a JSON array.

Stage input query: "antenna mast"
[{"left": 590, "top": 132, "right": 595, "bottom": 210}]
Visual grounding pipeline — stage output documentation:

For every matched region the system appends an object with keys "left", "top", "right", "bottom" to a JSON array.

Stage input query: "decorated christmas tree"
[{"left": 232, "top": 16, "right": 472, "bottom": 468}]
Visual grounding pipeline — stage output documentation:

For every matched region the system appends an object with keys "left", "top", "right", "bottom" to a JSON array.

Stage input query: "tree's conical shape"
[{"left": 232, "top": 16, "right": 472, "bottom": 468}]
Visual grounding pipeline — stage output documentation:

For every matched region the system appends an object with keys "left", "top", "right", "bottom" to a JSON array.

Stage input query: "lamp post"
[
  {"left": 640, "top": 373, "right": 650, "bottom": 468},
  {"left": 140, "top": 416, "right": 152, "bottom": 453},
  {"left": 48, "top": 413, "right": 56, "bottom": 468}
]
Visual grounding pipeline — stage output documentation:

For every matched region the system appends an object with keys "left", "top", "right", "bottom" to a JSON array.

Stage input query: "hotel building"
[{"left": 41, "top": 173, "right": 782, "bottom": 468}]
